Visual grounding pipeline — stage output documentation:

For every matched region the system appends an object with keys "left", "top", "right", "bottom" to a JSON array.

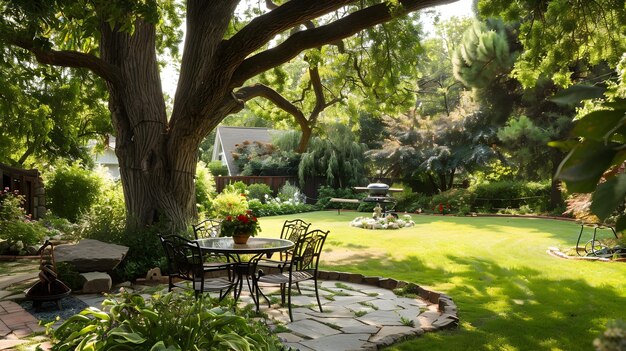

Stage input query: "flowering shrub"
[
  {"left": 433, "top": 202, "right": 451, "bottom": 214},
  {"left": 0, "top": 188, "right": 46, "bottom": 254},
  {"left": 220, "top": 211, "right": 261, "bottom": 237},
  {"left": 429, "top": 188, "right": 474, "bottom": 215},
  {"left": 247, "top": 198, "right": 315, "bottom": 217},
  {"left": 350, "top": 214, "right": 415, "bottom": 230},
  {"left": 210, "top": 189, "right": 249, "bottom": 219}
]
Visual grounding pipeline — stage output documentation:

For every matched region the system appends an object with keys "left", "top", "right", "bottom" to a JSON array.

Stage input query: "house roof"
[{"left": 215, "top": 126, "right": 274, "bottom": 175}]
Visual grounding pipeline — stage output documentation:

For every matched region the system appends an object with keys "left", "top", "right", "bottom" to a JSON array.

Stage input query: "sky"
[{"left": 160, "top": 0, "right": 475, "bottom": 98}]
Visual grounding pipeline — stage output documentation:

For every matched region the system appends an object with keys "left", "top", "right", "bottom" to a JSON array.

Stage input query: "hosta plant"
[{"left": 47, "top": 291, "right": 283, "bottom": 351}]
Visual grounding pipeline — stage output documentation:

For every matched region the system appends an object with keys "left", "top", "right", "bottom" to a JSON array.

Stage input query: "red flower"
[
  {"left": 226, "top": 215, "right": 232, "bottom": 221},
  {"left": 438, "top": 204, "right": 444, "bottom": 213},
  {"left": 237, "top": 214, "right": 249, "bottom": 223}
]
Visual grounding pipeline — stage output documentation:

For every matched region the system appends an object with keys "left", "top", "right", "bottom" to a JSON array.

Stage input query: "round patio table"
[{"left": 195, "top": 237, "right": 294, "bottom": 301}]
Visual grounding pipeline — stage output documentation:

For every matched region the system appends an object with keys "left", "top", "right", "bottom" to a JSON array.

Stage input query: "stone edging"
[
  {"left": 317, "top": 270, "right": 459, "bottom": 331},
  {"left": 547, "top": 247, "right": 626, "bottom": 262}
]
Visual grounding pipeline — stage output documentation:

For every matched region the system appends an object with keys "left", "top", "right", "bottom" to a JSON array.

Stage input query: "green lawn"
[{"left": 259, "top": 211, "right": 626, "bottom": 351}]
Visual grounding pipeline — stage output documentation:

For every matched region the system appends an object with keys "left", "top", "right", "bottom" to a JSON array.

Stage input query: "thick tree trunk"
[{"left": 100, "top": 20, "right": 201, "bottom": 233}]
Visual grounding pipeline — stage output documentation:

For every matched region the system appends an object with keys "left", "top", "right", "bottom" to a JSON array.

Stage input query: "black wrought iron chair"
[
  {"left": 251, "top": 229, "right": 329, "bottom": 321},
  {"left": 159, "top": 234, "right": 236, "bottom": 299},
  {"left": 192, "top": 219, "right": 222, "bottom": 239},
  {"left": 253, "top": 219, "right": 311, "bottom": 292}
]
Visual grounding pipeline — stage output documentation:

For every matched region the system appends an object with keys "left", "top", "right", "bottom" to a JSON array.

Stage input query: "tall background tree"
[
  {"left": 0, "top": 51, "right": 111, "bottom": 167},
  {"left": 0, "top": 0, "right": 459, "bottom": 231}
]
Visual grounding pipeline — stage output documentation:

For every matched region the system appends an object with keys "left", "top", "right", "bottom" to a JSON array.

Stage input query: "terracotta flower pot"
[{"left": 233, "top": 233, "right": 251, "bottom": 245}]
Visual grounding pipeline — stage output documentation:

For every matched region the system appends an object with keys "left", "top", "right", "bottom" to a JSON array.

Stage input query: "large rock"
[
  {"left": 80, "top": 272, "right": 112, "bottom": 293},
  {"left": 55, "top": 239, "right": 129, "bottom": 273}
]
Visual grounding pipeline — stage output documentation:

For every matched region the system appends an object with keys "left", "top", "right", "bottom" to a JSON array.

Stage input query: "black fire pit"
[{"left": 25, "top": 241, "right": 72, "bottom": 311}]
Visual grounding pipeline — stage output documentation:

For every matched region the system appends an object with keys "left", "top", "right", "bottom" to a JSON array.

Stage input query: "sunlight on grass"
[{"left": 259, "top": 211, "right": 625, "bottom": 351}]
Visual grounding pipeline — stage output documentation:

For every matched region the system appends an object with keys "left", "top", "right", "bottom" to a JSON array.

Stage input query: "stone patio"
[{"left": 0, "top": 269, "right": 459, "bottom": 351}]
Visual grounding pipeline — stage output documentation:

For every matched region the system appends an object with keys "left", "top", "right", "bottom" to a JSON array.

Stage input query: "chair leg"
[
  {"left": 295, "top": 282, "right": 302, "bottom": 294},
  {"left": 287, "top": 283, "right": 294, "bottom": 322},
  {"left": 280, "top": 284, "right": 286, "bottom": 306},
  {"left": 314, "top": 276, "right": 323, "bottom": 312},
  {"left": 253, "top": 278, "right": 261, "bottom": 312}
]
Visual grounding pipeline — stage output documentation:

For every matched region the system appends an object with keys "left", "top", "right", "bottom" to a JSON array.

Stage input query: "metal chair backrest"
[
  {"left": 293, "top": 229, "right": 329, "bottom": 272},
  {"left": 193, "top": 219, "right": 222, "bottom": 240},
  {"left": 280, "top": 219, "right": 311, "bottom": 242},
  {"left": 159, "top": 234, "right": 204, "bottom": 283}
]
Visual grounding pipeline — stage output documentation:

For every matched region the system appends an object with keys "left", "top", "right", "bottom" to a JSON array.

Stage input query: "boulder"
[
  {"left": 80, "top": 272, "right": 112, "bottom": 293},
  {"left": 55, "top": 239, "right": 129, "bottom": 273}
]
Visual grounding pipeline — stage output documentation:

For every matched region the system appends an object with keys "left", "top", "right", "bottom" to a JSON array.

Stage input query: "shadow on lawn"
[{"left": 325, "top": 252, "right": 624, "bottom": 351}]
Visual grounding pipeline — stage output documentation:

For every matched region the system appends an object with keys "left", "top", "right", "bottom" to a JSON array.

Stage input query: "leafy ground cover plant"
[
  {"left": 47, "top": 291, "right": 283, "bottom": 351},
  {"left": 0, "top": 189, "right": 46, "bottom": 254}
]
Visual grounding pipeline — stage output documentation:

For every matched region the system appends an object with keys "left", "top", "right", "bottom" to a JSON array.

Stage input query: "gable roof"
[{"left": 214, "top": 126, "right": 274, "bottom": 175}]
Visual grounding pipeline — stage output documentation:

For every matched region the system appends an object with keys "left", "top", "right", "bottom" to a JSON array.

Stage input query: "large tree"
[{"left": 1, "top": 0, "right": 457, "bottom": 231}]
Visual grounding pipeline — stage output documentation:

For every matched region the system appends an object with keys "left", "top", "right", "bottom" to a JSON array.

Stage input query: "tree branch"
[
  {"left": 9, "top": 36, "right": 122, "bottom": 87},
  {"left": 231, "top": 0, "right": 457, "bottom": 87},
  {"left": 234, "top": 84, "right": 308, "bottom": 129},
  {"left": 223, "top": 0, "right": 354, "bottom": 65},
  {"left": 309, "top": 66, "right": 326, "bottom": 117}
]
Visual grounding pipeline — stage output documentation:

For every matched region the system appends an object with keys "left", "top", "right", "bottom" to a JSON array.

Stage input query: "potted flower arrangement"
[{"left": 220, "top": 211, "right": 261, "bottom": 244}]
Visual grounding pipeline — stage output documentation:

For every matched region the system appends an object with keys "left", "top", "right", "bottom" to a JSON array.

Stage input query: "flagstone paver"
[
  {"left": 288, "top": 319, "right": 342, "bottom": 339},
  {"left": 299, "top": 333, "right": 372, "bottom": 351}
]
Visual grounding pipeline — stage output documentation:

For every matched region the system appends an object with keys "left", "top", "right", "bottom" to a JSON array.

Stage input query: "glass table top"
[{"left": 195, "top": 237, "right": 294, "bottom": 254}]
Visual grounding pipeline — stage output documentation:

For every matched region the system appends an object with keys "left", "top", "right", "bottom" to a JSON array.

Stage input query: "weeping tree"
[
  {"left": 298, "top": 123, "right": 367, "bottom": 189},
  {"left": 0, "top": 0, "right": 459, "bottom": 232}
]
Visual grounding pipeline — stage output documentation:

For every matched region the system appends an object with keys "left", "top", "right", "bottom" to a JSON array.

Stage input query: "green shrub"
[
  {"left": 247, "top": 183, "right": 273, "bottom": 201},
  {"left": 0, "top": 220, "right": 46, "bottom": 254},
  {"left": 429, "top": 188, "right": 475, "bottom": 215},
  {"left": 471, "top": 180, "right": 551, "bottom": 212},
  {"left": 114, "top": 225, "right": 168, "bottom": 282},
  {"left": 195, "top": 161, "right": 216, "bottom": 214},
  {"left": 47, "top": 291, "right": 283, "bottom": 351},
  {"left": 0, "top": 189, "right": 27, "bottom": 221},
  {"left": 316, "top": 186, "right": 363, "bottom": 210},
  {"left": 45, "top": 164, "right": 103, "bottom": 222},
  {"left": 393, "top": 189, "right": 431, "bottom": 212},
  {"left": 278, "top": 181, "right": 301, "bottom": 202},
  {"left": 0, "top": 190, "right": 46, "bottom": 254},
  {"left": 70, "top": 180, "right": 167, "bottom": 281},
  {"left": 248, "top": 198, "right": 316, "bottom": 217},
  {"left": 76, "top": 181, "right": 126, "bottom": 244},
  {"left": 40, "top": 215, "right": 78, "bottom": 241},
  {"left": 224, "top": 181, "right": 248, "bottom": 195},
  {"left": 207, "top": 160, "right": 228, "bottom": 176}
]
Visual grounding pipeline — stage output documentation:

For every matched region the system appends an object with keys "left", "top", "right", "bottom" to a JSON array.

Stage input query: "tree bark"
[{"left": 100, "top": 19, "right": 198, "bottom": 232}]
